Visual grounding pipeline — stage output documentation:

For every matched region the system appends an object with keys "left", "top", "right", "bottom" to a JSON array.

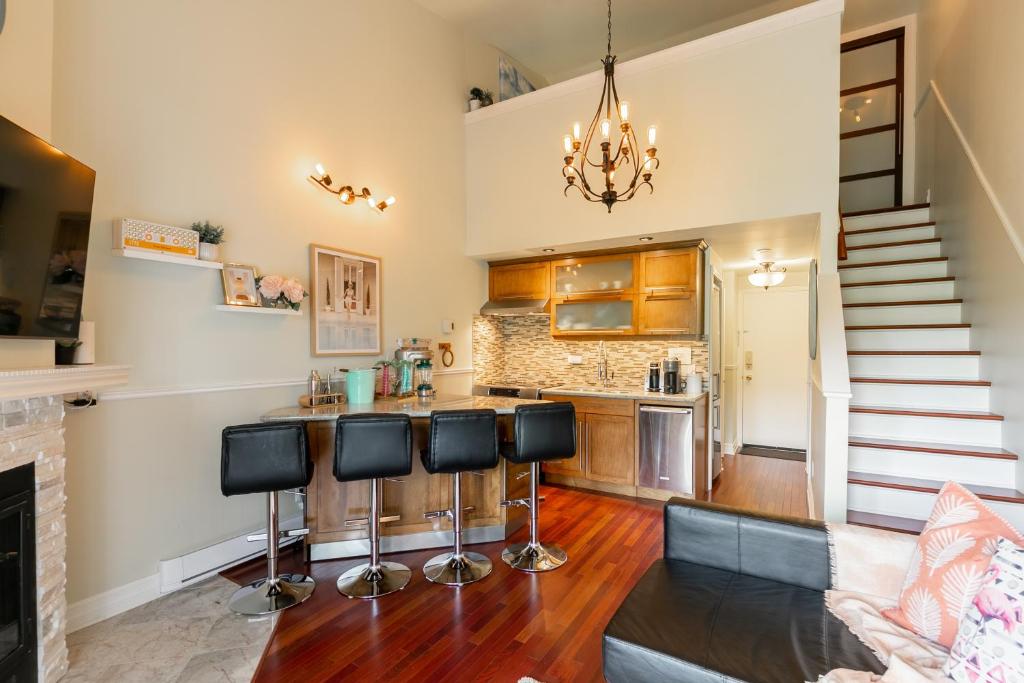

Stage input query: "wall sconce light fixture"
[{"left": 310, "top": 163, "right": 396, "bottom": 212}]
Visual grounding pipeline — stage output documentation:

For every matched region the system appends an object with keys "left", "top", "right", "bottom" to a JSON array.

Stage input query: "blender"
[{"left": 415, "top": 358, "right": 436, "bottom": 398}]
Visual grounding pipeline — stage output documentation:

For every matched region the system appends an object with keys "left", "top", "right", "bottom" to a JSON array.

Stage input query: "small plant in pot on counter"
[
  {"left": 257, "top": 275, "right": 308, "bottom": 311},
  {"left": 55, "top": 339, "right": 82, "bottom": 365},
  {"left": 191, "top": 221, "right": 225, "bottom": 261},
  {"left": 468, "top": 87, "right": 493, "bottom": 111}
]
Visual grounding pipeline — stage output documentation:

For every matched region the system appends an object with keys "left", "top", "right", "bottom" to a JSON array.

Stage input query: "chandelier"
[
  {"left": 561, "top": 0, "right": 660, "bottom": 212},
  {"left": 747, "top": 249, "right": 787, "bottom": 289}
]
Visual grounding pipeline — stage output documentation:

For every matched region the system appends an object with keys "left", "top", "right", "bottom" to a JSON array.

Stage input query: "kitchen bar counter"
[
  {"left": 262, "top": 393, "right": 546, "bottom": 421},
  {"left": 260, "top": 394, "right": 545, "bottom": 561}
]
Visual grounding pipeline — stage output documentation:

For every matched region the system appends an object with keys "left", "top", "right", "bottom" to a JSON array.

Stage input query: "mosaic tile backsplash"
[{"left": 473, "top": 315, "right": 709, "bottom": 389}]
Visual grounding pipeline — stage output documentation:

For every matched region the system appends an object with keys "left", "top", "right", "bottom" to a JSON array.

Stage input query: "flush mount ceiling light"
[
  {"left": 748, "top": 249, "right": 787, "bottom": 289},
  {"left": 638, "top": 236, "right": 654, "bottom": 242},
  {"left": 542, "top": 248, "right": 556, "bottom": 252},
  {"left": 310, "top": 163, "right": 396, "bottom": 213},
  {"left": 839, "top": 95, "right": 873, "bottom": 124},
  {"left": 561, "top": 0, "right": 660, "bottom": 213}
]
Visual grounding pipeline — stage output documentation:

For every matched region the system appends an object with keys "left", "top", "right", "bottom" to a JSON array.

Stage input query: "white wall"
[
  {"left": 463, "top": 1, "right": 843, "bottom": 271},
  {"left": 0, "top": 0, "right": 53, "bottom": 138},
  {"left": 913, "top": 0, "right": 1024, "bottom": 484},
  {"left": 39, "top": 0, "right": 484, "bottom": 605}
]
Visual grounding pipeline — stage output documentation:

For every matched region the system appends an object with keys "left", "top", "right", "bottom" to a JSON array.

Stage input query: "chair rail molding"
[{"left": 925, "top": 80, "right": 1024, "bottom": 267}]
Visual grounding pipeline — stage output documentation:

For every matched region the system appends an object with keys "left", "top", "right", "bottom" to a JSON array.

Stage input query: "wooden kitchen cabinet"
[
  {"left": 637, "top": 246, "right": 702, "bottom": 336},
  {"left": 489, "top": 262, "right": 550, "bottom": 301},
  {"left": 584, "top": 413, "right": 635, "bottom": 485},
  {"left": 543, "top": 395, "right": 635, "bottom": 487}
]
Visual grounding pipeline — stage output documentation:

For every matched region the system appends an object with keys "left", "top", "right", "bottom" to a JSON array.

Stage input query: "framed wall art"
[
  {"left": 221, "top": 263, "right": 259, "bottom": 307},
  {"left": 310, "top": 244, "right": 381, "bottom": 356}
]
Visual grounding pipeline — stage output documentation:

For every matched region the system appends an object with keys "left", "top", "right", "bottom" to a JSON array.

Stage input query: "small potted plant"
[
  {"left": 257, "top": 275, "right": 308, "bottom": 311},
  {"left": 468, "top": 87, "right": 494, "bottom": 112},
  {"left": 191, "top": 221, "right": 225, "bottom": 261},
  {"left": 55, "top": 339, "right": 82, "bottom": 365}
]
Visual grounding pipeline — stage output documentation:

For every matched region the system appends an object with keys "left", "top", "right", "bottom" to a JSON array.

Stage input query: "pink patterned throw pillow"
[
  {"left": 945, "top": 538, "right": 1024, "bottom": 681},
  {"left": 883, "top": 481, "right": 1024, "bottom": 648}
]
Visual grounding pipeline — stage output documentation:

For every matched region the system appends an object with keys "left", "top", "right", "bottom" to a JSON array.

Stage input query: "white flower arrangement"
[{"left": 256, "top": 274, "right": 308, "bottom": 311}]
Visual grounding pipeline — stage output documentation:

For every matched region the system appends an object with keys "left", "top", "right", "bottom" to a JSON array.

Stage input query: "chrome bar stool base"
[
  {"left": 228, "top": 573, "right": 315, "bottom": 615},
  {"left": 501, "top": 541, "right": 567, "bottom": 572},
  {"left": 337, "top": 561, "right": 411, "bottom": 599},
  {"left": 423, "top": 551, "right": 492, "bottom": 586}
]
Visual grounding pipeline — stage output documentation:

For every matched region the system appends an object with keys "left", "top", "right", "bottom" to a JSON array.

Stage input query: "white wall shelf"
[
  {"left": 112, "top": 248, "right": 224, "bottom": 270},
  {"left": 214, "top": 305, "right": 302, "bottom": 316}
]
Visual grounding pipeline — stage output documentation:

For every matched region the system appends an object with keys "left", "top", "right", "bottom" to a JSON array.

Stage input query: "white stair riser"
[
  {"left": 845, "top": 225, "right": 936, "bottom": 247},
  {"left": 843, "top": 303, "right": 963, "bottom": 326},
  {"left": 849, "top": 412, "right": 1002, "bottom": 446},
  {"left": 846, "top": 328, "right": 970, "bottom": 351},
  {"left": 848, "top": 447, "right": 1015, "bottom": 488},
  {"left": 848, "top": 355, "right": 980, "bottom": 379},
  {"left": 844, "top": 242, "right": 942, "bottom": 264},
  {"left": 840, "top": 261, "right": 948, "bottom": 283},
  {"left": 851, "top": 382, "right": 989, "bottom": 411},
  {"left": 843, "top": 208, "right": 932, "bottom": 230},
  {"left": 848, "top": 484, "right": 1024, "bottom": 530},
  {"left": 842, "top": 281, "right": 956, "bottom": 304}
]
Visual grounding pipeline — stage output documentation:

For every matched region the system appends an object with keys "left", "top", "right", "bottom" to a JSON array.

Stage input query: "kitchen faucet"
[{"left": 596, "top": 341, "right": 615, "bottom": 387}]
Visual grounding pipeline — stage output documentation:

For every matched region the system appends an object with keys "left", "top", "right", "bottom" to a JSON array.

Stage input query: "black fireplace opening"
[{"left": 0, "top": 462, "right": 36, "bottom": 683}]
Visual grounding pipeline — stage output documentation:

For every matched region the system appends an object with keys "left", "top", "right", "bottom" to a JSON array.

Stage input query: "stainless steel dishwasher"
[{"left": 638, "top": 405, "right": 694, "bottom": 495}]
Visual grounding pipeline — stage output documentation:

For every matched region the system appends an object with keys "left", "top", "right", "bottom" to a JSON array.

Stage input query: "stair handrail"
[{"left": 837, "top": 204, "right": 848, "bottom": 261}]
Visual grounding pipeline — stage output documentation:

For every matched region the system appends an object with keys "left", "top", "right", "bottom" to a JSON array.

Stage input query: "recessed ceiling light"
[
  {"left": 638, "top": 236, "right": 654, "bottom": 242},
  {"left": 542, "top": 248, "right": 556, "bottom": 253}
]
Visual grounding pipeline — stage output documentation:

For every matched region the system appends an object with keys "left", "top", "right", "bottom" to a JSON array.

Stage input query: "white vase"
[
  {"left": 469, "top": 98, "right": 482, "bottom": 112},
  {"left": 199, "top": 242, "right": 220, "bottom": 261}
]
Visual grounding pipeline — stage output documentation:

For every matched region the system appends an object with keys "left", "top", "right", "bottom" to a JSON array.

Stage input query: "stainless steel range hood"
[{"left": 479, "top": 298, "right": 550, "bottom": 316}]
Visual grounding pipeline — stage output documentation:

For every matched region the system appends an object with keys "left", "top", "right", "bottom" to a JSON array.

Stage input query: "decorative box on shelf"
[{"left": 113, "top": 218, "right": 200, "bottom": 259}]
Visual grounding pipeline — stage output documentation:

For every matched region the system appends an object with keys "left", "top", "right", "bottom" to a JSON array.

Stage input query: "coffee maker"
[
  {"left": 645, "top": 362, "right": 661, "bottom": 392},
  {"left": 661, "top": 357, "right": 681, "bottom": 394}
]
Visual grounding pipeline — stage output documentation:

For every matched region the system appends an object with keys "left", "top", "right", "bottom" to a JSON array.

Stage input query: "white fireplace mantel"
[{"left": 0, "top": 364, "right": 130, "bottom": 401}]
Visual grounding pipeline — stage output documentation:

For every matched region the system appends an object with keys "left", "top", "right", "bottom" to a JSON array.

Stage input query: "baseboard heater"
[{"left": 158, "top": 514, "right": 304, "bottom": 593}]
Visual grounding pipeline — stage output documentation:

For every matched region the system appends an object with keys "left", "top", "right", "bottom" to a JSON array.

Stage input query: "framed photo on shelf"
[
  {"left": 221, "top": 263, "right": 259, "bottom": 307},
  {"left": 310, "top": 244, "right": 381, "bottom": 356}
]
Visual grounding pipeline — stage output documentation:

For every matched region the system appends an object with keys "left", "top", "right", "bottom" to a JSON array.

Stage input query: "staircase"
[{"left": 840, "top": 204, "right": 1023, "bottom": 533}]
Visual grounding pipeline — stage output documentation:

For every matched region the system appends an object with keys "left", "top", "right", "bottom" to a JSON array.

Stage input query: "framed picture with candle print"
[
  {"left": 310, "top": 244, "right": 381, "bottom": 356},
  {"left": 221, "top": 263, "right": 260, "bottom": 307}
]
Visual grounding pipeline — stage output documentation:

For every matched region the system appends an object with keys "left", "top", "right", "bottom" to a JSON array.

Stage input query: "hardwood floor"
[{"left": 228, "top": 453, "right": 806, "bottom": 682}]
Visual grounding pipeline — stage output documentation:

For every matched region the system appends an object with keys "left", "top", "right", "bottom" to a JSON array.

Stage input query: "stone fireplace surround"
[{"left": 0, "top": 365, "right": 128, "bottom": 681}]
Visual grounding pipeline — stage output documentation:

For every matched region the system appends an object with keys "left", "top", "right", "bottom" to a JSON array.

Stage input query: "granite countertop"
[
  {"left": 261, "top": 393, "right": 548, "bottom": 421},
  {"left": 541, "top": 385, "right": 708, "bottom": 405}
]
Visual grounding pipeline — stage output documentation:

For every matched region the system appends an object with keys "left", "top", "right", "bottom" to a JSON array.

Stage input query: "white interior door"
[{"left": 741, "top": 288, "right": 809, "bottom": 450}]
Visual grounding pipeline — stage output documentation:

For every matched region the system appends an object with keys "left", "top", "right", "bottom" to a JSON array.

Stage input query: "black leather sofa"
[{"left": 603, "top": 498, "right": 885, "bottom": 682}]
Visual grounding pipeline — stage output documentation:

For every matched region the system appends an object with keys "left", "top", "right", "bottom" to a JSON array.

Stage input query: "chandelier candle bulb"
[
  {"left": 384, "top": 196, "right": 396, "bottom": 208},
  {"left": 600, "top": 118, "right": 611, "bottom": 139},
  {"left": 572, "top": 121, "right": 581, "bottom": 141},
  {"left": 619, "top": 101, "right": 630, "bottom": 122},
  {"left": 563, "top": 135, "right": 573, "bottom": 154},
  {"left": 315, "top": 163, "right": 326, "bottom": 178},
  {"left": 647, "top": 125, "right": 657, "bottom": 146}
]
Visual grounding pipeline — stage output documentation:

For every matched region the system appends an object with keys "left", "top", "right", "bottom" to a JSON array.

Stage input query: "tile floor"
[{"left": 62, "top": 576, "right": 273, "bottom": 682}]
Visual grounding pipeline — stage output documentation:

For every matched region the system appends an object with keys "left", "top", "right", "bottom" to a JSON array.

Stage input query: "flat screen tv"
[{"left": 0, "top": 115, "right": 95, "bottom": 340}]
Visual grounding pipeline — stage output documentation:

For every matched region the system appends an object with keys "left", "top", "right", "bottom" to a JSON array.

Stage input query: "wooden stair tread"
[
  {"left": 848, "top": 350, "right": 980, "bottom": 356},
  {"left": 843, "top": 299, "right": 962, "bottom": 308},
  {"left": 848, "top": 471, "right": 1024, "bottom": 504},
  {"left": 847, "top": 510, "right": 924, "bottom": 534},
  {"left": 849, "top": 405, "right": 1004, "bottom": 420},
  {"left": 847, "top": 238, "right": 941, "bottom": 251},
  {"left": 839, "top": 257, "right": 947, "bottom": 270},
  {"left": 850, "top": 377, "right": 990, "bottom": 386},
  {"left": 848, "top": 435, "right": 1015, "bottom": 460},
  {"left": 843, "top": 203, "right": 930, "bottom": 218},
  {"left": 846, "top": 323, "right": 970, "bottom": 330},
  {"left": 845, "top": 221, "right": 936, "bottom": 236},
  {"left": 841, "top": 277, "right": 954, "bottom": 288}
]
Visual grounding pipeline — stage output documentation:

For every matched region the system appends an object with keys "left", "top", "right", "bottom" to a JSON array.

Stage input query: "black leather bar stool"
[
  {"left": 501, "top": 402, "right": 576, "bottom": 572},
  {"left": 421, "top": 409, "right": 499, "bottom": 586},
  {"left": 221, "top": 423, "right": 315, "bottom": 615},
  {"left": 333, "top": 414, "right": 414, "bottom": 599}
]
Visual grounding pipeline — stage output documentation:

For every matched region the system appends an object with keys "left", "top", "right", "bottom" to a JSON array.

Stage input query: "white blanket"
[{"left": 817, "top": 523, "right": 952, "bottom": 683}]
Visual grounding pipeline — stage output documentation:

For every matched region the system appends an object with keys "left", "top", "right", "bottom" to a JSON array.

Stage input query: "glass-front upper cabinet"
[
  {"left": 551, "top": 295, "right": 635, "bottom": 335},
  {"left": 551, "top": 254, "right": 636, "bottom": 297}
]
